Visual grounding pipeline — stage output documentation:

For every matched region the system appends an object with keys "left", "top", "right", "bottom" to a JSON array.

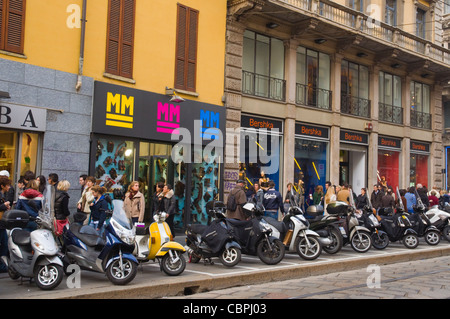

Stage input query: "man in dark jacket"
[
  {"left": 380, "top": 188, "right": 395, "bottom": 215},
  {"left": 263, "top": 181, "right": 284, "bottom": 220},
  {"left": 226, "top": 180, "right": 247, "bottom": 220},
  {"left": 370, "top": 184, "right": 384, "bottom": 210}
]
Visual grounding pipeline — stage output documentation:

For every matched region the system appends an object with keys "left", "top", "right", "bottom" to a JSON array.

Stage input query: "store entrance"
[{"left": 339, "top": 144, "right": 367, "bottom": 191}]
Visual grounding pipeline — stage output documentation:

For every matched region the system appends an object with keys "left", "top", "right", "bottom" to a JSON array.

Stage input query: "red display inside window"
[
  {"left": 377, "top": 150, "right": 399, "bottom": 190},
  {"left": 411, "top": 154, "right": 429, "bottom": 187}
]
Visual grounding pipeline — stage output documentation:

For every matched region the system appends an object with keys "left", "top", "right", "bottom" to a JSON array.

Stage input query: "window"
[
  {"left": 296, "top": 46, "right": 331, "bottom": 109},
  {"left": 385, "top": 0, "right": 396, "bottom": 26},
  {"left": 105, "top": 0, "right": 135, "bottom": 79},
  {"left": 416, "top": 8, "right": 426, "bottom": 39},
  {"left": 341, "top": 60, "right": 370, "bottom": 117},
  {"left": 0, "top": 0, "right": 26, "bottom": 54},
  {"left": 174, "top": 4, "right": 198, "bottom": 92},
  {"left": 379, "top": 71, "right": 402, "bottom": 123},
  {"left": 410, "top": 81, "right": 431, "bottom": 129},
  {"left": 242, "top": 30, "right": 285, "bottom": 101}
]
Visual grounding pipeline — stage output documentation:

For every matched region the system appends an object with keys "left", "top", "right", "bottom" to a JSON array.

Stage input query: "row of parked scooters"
[
  {"left": 184, "top": 187, "right": 450, "bottom": 268},
  {"left": 1, "top": 199, "right": 187, "bottom": 290}
]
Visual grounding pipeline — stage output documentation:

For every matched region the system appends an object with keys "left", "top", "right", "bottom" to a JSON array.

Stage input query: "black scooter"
[
  {"left": 185, "top": 201, "right": 242, "bottom": 267},
  {"left": 306, "top": 205, "right": 343, "bottom": 254},
  {"left": 410, "top": 190, "right": 441, "bottom": 245}
]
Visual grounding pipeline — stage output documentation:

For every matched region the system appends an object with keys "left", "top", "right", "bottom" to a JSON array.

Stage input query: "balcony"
[
  {"left": 296, "top": 83, "right": 332, "bottom": 110},
  {"left": 411, "top": 109, "right": 431, "bottom": 130},
  {"left": 379, "top": 103, "right": 403, "bottom": 124},
  {"left": 242, "top": 70, "right": 286, "bottom": 101},
  {"left": 341, "top": 94, "right": 371, "bottom": 118}
]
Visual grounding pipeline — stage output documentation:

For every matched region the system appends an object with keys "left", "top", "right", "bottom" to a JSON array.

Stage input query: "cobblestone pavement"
[{"left": 168, "top": 256, "right": 450, "bottom": 299}]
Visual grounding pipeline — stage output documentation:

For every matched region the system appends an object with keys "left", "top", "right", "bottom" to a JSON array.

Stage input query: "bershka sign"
[
  {"left": 0, "top": 104, "right": 46, "bottom": 132},
  {"left": 92, "top": 81, "right": 225, "bottom": 145},
  {"left": 340, "top": 129, "right": 368, "bottom": 145}
]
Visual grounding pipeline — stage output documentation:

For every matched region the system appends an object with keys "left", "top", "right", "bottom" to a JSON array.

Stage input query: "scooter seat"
[
  {"left": 70, "top": 223, "right": 105, "bottom": 247},
  {"left": 264, "top": 217, "right": 287, "bottom": 233},
  {"left": 189, "top": 224, "right": 207, "bottom": 235},
  {"left": 11, "top": 229, "right": 31, "bottom": 247}
]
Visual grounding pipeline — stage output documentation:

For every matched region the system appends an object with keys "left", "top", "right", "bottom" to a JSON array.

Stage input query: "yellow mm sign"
[{"left": 106, "top": 92, "right": 134, "bottom": 128}]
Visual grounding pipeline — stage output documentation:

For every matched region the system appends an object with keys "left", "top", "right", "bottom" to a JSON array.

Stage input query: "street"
[{"left": 1, "top": 237, "right": 449, "bottom": 299}]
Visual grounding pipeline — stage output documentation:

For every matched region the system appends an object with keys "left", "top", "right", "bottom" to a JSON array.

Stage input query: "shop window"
[
  {"left": 94, "top": 137, "right": 135, "bottom": 191},
  {"left": 410, "top": 153, "right": 428, "bottom": 186},
  {"left": 0, "top": 130, "right": 17, "bottom": 177},
  {"left": 377, "top": 150, "right": 399, "bottom": 191}
]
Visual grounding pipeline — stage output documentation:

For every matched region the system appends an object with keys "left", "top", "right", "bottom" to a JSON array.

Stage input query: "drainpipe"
[{"left": 76, "top": 0, "right": 87, "bottom": 91}]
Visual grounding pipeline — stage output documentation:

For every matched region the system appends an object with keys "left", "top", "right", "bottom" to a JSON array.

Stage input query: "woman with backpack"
[{"left": 124, "top": 181, "right": 145, "bottom": 225}]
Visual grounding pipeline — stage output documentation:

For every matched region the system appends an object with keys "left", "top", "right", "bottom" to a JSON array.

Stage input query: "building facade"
[
  {"left": 225, "top": 0, "right": 450, "bottom": 201},
  {"left": 0, "top": 0, "right": 227, "bottom": 230}
]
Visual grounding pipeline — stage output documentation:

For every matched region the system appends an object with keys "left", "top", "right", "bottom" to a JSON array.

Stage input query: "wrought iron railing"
[
  {"left": 242, "top": 70, "right": 286, "bottom": 101},
  {"left": 341, "top": 94, "right": 371, "bottom": 118},
  {"left": 296, "top": 83, "right": 332, "bottom": 110},
  {"left": 379, "top": 102, "right": 403, "bottom": 124},
  {"left": 410, "top": 109, "right": 431, "bottom": 129}
]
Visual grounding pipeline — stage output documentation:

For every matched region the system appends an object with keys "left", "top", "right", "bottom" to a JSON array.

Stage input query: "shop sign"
[
  {"left": 92, "top": 81, "right": 225, "bottom": 145},
  {"left": 295, "top": 123, "right": 329, "bottom": 139},
  {"left": 340, "top": 129, "right": 368, "bottom": 145},
  {"left": 0, "top": 104, "right": 46, "bottom": 132},
  {"left": 410, "top": 141, "right": 430, "bottom": 153},
  {"left": 241, "top": 115, "right": 283, "bottom": 133},
  {"left": 378, "top": 136, "right": 401, "bottom": 149}
]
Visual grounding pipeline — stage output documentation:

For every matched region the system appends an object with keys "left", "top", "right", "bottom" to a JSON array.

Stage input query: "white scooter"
[
  {"left": 425, "top": 205, "right": 450, "bottom": 242},
  {"left": 1, "top": 210, "right": 64, "bottom": 290}
]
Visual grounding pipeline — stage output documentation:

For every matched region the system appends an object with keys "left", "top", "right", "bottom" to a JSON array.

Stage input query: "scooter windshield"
[{"left": 111, "top": 200, "right": 133, "bottom": 230}]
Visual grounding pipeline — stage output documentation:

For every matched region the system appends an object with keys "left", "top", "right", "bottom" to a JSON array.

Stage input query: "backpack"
[
  {"left": 227, "top": 192, "right": 237, "bottom": 211},
  {"left": 104, "top": 194, "right": 114, "bottom": 217}
]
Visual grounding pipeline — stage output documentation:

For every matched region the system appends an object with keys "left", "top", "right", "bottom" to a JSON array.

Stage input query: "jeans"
[{"left": 264, "top": 210, "right": 278, "bottom": 220}]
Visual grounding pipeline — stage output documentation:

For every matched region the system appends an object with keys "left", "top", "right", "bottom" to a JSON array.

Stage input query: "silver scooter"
[{"left": 1, "top": 209, "right": 64, "bottom": 290}]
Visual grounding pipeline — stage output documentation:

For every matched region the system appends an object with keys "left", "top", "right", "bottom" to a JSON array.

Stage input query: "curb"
[{"left": 58, "top": 245, "right": 450, "bottom": 299}]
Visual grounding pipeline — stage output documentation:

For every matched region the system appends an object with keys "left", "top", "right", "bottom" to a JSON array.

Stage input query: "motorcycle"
[
  {"left": 1, "top": 209, "right": 64, "bottom": 290},
  {"left": 328, "top": 195, "right": 372, "bottom": 253},
  {"left": 61, "top": 204, "right": 138, "bottom": 285},
  {"left": 227, "top": 202, "right": 285, "bottom": 265},
  {"left": 134, "top": 209, "right": 186, "bottom": 276},
  {"left": 425, "top": 205, "right": 450, "bottom": 241},
  {"left": 410, "top": 190, "right": 441, "bottom": 245},
  {"left": 185, "top": 201, "right": 242, "bottom": 267}
]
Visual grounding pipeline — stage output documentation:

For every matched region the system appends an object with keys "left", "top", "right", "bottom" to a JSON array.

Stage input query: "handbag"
[{"left": 53, "top": 218, "right": 69, "bottom": 236}]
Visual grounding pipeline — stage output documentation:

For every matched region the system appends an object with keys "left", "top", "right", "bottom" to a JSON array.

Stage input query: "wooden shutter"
[
  {"left": 175, "top": 5, "right": 198, "bottom": 92},
  {"left": 0, "top": 0, "right": 25, "bottom": 54},
  {"left": 105, "top": 0, "right": 135, "bottom": 78}
]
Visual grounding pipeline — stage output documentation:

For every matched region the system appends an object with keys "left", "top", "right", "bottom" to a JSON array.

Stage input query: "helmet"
[
  {"left": 242, "top": 202, "right": 256, "bottom": 217},
  {"left": 306, "top": 205, "right": 324, "bottom": 216}
]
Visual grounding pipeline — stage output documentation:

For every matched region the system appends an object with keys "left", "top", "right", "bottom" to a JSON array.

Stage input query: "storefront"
[
  {"left": 294, "top": 123, "right": 329, "bottom": 205},
  {"left": 377, "top": 136, "right": 401, "bottom": 191},
  {"left": 239, "top": 114, "right": 283, "bottom": 191},
  {"left": 410, "top": 140, "right": 430, "bottom": 187},
  {"left": 91, "top": 81, "right": 225, "bottom": 230},
  {"left": 0, "top": 104, "right": 46, "bottom": 183},
  {"left": 339, "top": 129, "right": 368, "bottom": 191}
]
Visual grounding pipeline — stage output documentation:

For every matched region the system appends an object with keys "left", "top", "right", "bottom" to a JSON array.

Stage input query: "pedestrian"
[
  {"left": 79, "top": 174, "right": 87, "bottom": 196},
  {"left": 45, "top": 173, "right": 59, "bottom": 218},
  {"left": 123, "top": 181, "right": 145, "bottom": 225},
  {"left": 284, "top": 182, "right": 297, "bottom": 211},
  {"left": 370, "top": 184, "right": 383, "bottom": 211},
  {"left": 0, "top": 176, "right": 11, "bottom": 273},
  {"left": 37, "top": 175, "right": 46, "bottom": 195},
  {"left": 416, "top": 184, "right": 429, "bottom": 208},
  {"left": 226, "top": 179, "right": 247, "bottom": 221},
  {"left": 356, "top": 188, "right": 369, "bottom": 210},
  {"left": 324, "top": 184, "right": 336, "bottom": 215},
  {"left": 15, "top": 179, "right": 44, "bottom": 231},
  {"left": 89, "top": 185, "right": 108, "bottom": 233},
  {"left": 54, "top": 180, "right": 71, "bottom": 235},
  {"left": 380, "top": 188, "right": 395, "bottom": 215},
  {"left": 336, "top": 183, "right": 351, "bottom": 204},
  {"left": 17, "top": 177, "right": 25, "bottom": 197},
  {"left": 22, "top": 170, "right": 36, "bottom": 189},
  {"left": 159, "top": 184, "right": 177, "bottom": 237},
  {"left": 428, "top": 190, "right": 439, "bottom": 207},
  {"left": 151, "top": 182, "right": 164, "bottom": 216},
  {"left": 263, "top": 180, "right": 284, "bottom": 220},
  {"left": 405, "top": 187, "right": 417, "bottom": 213},
  {"left": 77, "top": 175, "right": 95, "bottom": 224},
  {"left": 252, "top": 182, "right": 265, "bottom": 211},
  {"left": 398, "top": 189, "right": 408, "bottom": 212},
  {"left": 0, "top": 170, "right": 14, "bottom": 203},
  {"left": 313, "top": 185, "right": 324, "bottom": 205}
]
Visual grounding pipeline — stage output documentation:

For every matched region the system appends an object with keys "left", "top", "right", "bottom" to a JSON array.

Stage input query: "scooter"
[
  {"left": 227, "top": 202, "right": 285, "bottom": 265},
  {"left": 1, "top": 209, "right": 64, "bottom": 290},
  {"left": 185, "top": 201, "right": 242, "bottom": 267},
  {"left": 425, "top": 205, "right": 450, "bottom": 241},
  {"left": 134, "top": 210, "right": 186, "bottom": 276},
  {"left": 358, "top": 196, "right": 389, "bottom": 250},
  {"left": 61, "top": 204, "right": 138, "bottom": 285},
  {"left": 410, "top": 190, "right": 441, "bottom": 245},
  {"left": 306, "top": 204, "right": 343, "bottom": 254},
  {"left": 329, "top": 193, "right": 372, "bottom": 253}
]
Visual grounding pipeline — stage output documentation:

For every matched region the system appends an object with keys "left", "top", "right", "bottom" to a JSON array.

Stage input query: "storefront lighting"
[{"left": 125, "top": 149, "right": 132, "bottom": 157}]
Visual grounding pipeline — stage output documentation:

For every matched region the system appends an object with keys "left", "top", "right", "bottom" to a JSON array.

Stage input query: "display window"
[
  {"left": 410, "top": 153, "right": 428, "bottom": 187},
  {"left": 377, "top": 150, "right": 400, "bottom": 191}
]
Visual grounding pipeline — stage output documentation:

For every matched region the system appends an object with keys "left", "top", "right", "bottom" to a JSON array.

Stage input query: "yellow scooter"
[{"left": 134, "top": 212, "right": 186, "bottom": 276}]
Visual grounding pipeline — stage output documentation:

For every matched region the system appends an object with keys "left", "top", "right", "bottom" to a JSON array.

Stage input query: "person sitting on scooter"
[
  {"left": 89, "top": 185, "right": 108, "bottom": 234},
  {"left": 15, "top": 179, "right": 43, "bottom": 231}
]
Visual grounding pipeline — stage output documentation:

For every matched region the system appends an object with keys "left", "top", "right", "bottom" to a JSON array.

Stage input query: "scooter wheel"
[
  {"left": 34, "top": 264, "right": 64, "bottom": 290},
  {"left": 371, "top": 232, "right": 389, "bottom": 250},
  {"left": 424, "top": 230, "right": 440, "bottom": 245},
  {"left": 106, "top": 258, "right": 138, "bottom": 285},
  {"left": 322, "top": 228, "right": 343, "bottom": 254},
  {"left": 294, "top": 235, "right": 322, "bottom": 260},
  {"left": 219, "top": 247, "right": 241, "bottom": 267},
  {"left": 402, "top": 233, "right": 419, "bottom": 249},
  {"left": 257, "top": 239, "right": 285, "bottom": 265},
  {"left": 443, "top": 225, "right": 450, "bottom": 242},
  {"left": 350, "top": 231, "right": 372, "bottom": 253},
  {"left": 161, "top": 251, "right": 186, "bottom": 276}
]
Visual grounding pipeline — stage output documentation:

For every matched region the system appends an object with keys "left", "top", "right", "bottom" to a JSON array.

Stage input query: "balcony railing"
[
  {"left": 275, "top": 0, "right": 450, "bottom": 65},
  {"left": 379, "top": 102, "right": 403, "bottom": 124},
  {"left": 341, "top": 94, "right": 371, "bottom": 118},
  {"left": 411, "top": 109, "right": 431, "bottom": 130},
  {"left": 242, "top": 70, "right": 286, "bottom": 101},
  {"left": 296, "top": 83, "right": 332, "bottom": 110}
]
